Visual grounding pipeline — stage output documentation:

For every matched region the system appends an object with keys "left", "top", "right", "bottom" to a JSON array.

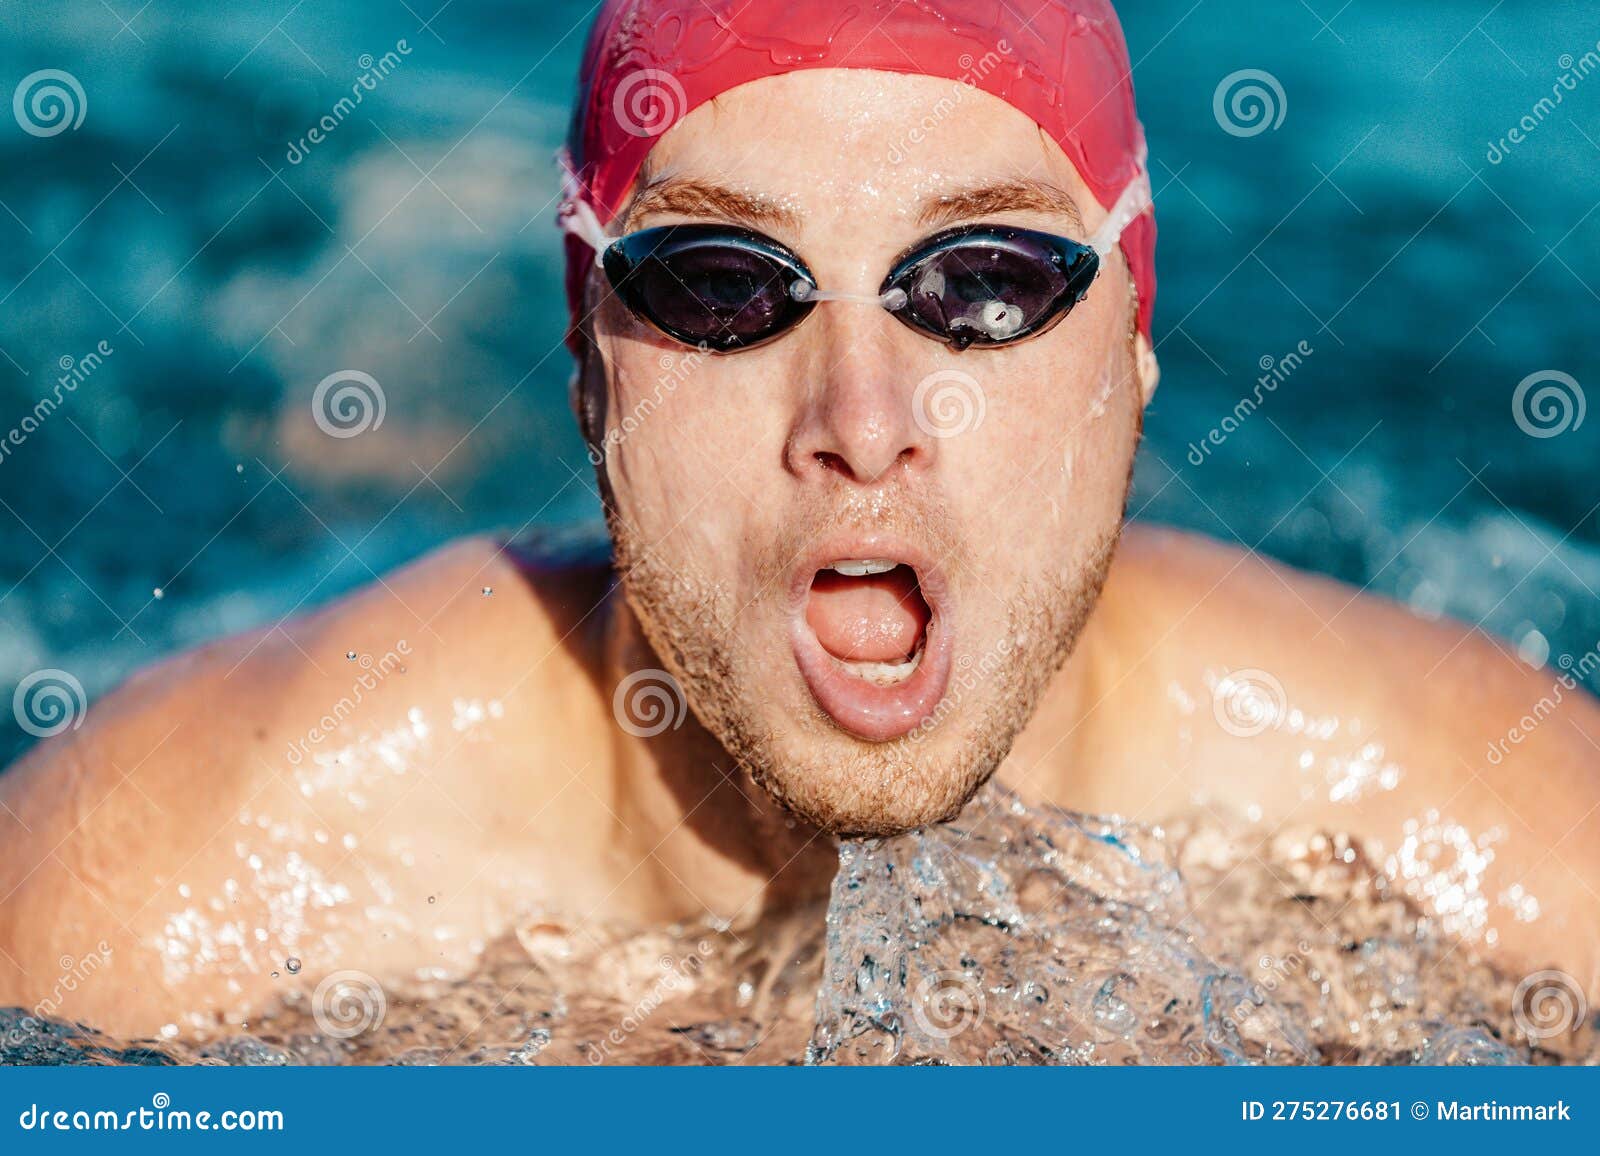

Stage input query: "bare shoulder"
[
  {"left": 0, "top": 532, "right": 616, "bottom": 1035},
  {"left": 1107, "top": 522, "right": 1600, "bottom": 775},
  {"left": 1078, "top": 523, "right": 1600, "bottom": 987}
]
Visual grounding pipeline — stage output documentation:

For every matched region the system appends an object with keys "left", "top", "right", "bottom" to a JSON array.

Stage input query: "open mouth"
[
  {"left": 789, "top": 540, "right": 954, "bottom": 742},
  {"left": 807, "top": 561, "right": 930, "bottom": 685}
]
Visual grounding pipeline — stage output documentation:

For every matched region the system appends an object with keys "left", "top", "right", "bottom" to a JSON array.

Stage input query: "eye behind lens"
[
  {"left": 605, "top": 225, "right": 814, "bottom": 351},
  {"left": 883, "top": 226, "right": 1098, "bottom": 348}
]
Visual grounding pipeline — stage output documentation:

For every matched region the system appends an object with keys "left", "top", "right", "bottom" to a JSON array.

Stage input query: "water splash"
[
  {"left": 806, "top": 783, "right": 1314, "bottom": 1065},
  {"left": 2, "top": 781, "right": 1590, "bottom": 1066}
]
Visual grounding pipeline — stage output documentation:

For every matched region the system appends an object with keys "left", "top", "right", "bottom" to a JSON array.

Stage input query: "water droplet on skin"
[
  {"left": 481, "top": 586, "right": 493, "bottom": 596},
  {"left": 271, "top": 971, "right": 279, "bottom": 978},
  {"left": 346, "top": 650, "right": 356, "bottom": 660},
  {"left": 285, "top": 957, "right": 301, "bottom": 974},
  {"left": 428, "top": 895, "right": 436, "bottom": 903}
]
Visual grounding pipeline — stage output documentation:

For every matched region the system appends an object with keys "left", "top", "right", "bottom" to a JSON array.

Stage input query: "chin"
[{"left": 716, "top": 697, "right": 1022, "bottom": 837}]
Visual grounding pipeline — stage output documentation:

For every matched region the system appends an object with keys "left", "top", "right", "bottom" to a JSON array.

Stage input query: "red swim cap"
[{"left": 560, "top": 0, "right": 1155, "bottom": 353}]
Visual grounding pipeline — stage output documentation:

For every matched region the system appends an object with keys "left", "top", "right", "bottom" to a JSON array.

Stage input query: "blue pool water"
[{"left": 0, "top": 0, "right": 1597, "bottom": 763}]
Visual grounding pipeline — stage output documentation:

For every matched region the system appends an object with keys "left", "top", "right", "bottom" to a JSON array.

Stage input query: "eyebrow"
[
  {"left": 621, "top": 175, "right": 801, "bottom": 233},
  {"left": 917, "top": 178, "right": 1084, "bottom": 232},
  {"left": 620, "top": 174, "right": 1084, "bottom": 235}
]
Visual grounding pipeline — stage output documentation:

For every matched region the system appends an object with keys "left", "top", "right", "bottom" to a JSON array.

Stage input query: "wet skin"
[{"left": 1, "top": 71, "right": 1597, "bottom": 1038}]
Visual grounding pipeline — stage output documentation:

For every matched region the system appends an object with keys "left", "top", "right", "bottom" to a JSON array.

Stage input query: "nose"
[{"left": 784, "top": 310, "right": 938, "bottom": 486}]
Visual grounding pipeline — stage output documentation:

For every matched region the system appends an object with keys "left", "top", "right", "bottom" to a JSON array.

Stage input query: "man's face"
[{"left": 579, "top": 69, "right": 1146, "bottom": 835}]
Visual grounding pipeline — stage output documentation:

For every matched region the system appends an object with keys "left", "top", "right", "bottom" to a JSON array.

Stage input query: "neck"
[{"left": 599, "top": 593, "right": 837, "bottom": 925}]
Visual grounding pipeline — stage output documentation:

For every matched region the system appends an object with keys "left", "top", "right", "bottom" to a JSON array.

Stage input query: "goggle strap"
[
  {"left": 555, "top": 150, "right": 1152, "bottom": 283},
  {"left": 556, "top": 149, "right": 610, "bottom": 268},
  {"left": 1087, "top": 171, "right": 1153, "bottom": 260}
]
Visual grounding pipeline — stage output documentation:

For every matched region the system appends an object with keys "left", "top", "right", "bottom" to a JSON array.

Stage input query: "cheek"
[
  {"left": 596, "top": 345, "right": 776, "bottom": 553},
  {"left": 952, "top": 317, "right": 1138, "bottom": 553}
]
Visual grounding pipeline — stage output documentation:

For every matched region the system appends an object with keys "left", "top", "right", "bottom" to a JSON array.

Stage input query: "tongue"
[{"left": 806, "top": 567, "right": 928, "bottom": 664}]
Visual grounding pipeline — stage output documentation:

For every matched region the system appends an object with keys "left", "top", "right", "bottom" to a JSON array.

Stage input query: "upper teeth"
[{"left": 829, "top": 559, "right": 899, "bottom": 576}]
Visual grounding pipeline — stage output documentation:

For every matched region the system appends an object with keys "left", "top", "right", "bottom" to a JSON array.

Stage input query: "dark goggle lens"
[
  {"left": 603, "top": 226, "right": 812, "bottom": 351},
  {"left": 885, "top": 227, "right": 1099, "bottom": 348}
]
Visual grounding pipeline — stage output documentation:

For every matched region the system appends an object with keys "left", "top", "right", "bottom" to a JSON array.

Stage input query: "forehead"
[{"left": 628, "top": 68, "right": 1092, "bottom": 222}]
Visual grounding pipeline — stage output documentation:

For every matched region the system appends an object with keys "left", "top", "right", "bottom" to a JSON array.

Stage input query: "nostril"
[
  {"left": 813, "top": 451, "right": 851, "bottom": 477},
  {"left": 812, "top": 446, "right": 920, "bottom": 483}
]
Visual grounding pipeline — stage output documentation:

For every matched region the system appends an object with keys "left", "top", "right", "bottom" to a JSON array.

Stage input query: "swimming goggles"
[{"left": 560, "top": 174, "right": 1150, "bottom": 353}]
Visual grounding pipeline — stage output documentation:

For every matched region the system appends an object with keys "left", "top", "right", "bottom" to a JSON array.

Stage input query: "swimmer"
[{"left": 1, "top": 0, "right": 1596, "bottom": 1040}]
